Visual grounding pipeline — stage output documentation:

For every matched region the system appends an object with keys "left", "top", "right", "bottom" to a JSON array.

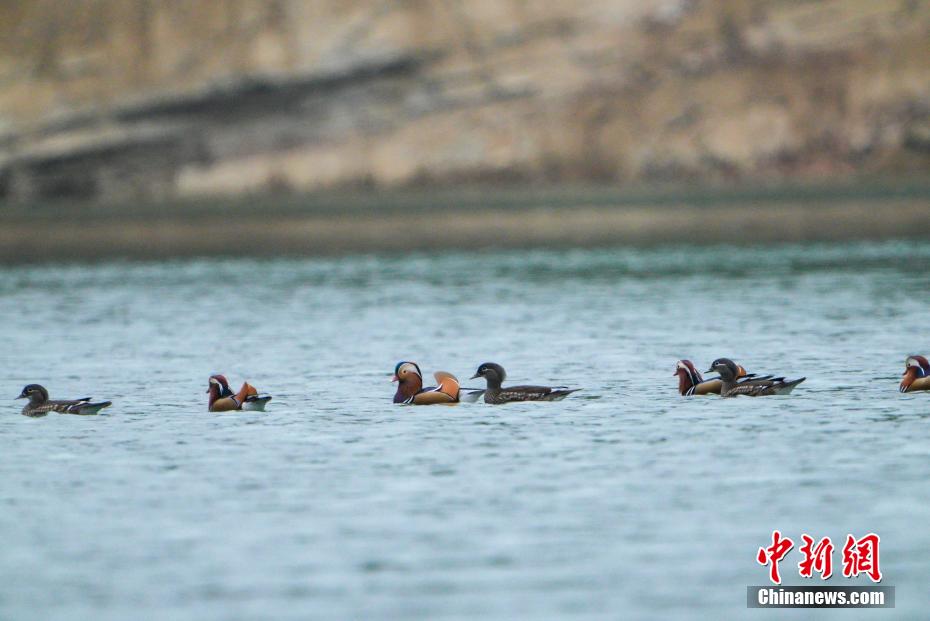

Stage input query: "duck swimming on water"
[
  {"left": 207, "top": 375, "right": 272, "bottom": 411},
  {"left": 17, "top": 384, "right": 111, "bottom": 417},
  {"left": 392, "top": 362, "right": 460, "bottom": 404},
  {"left": 900, "top": 355, "right": 930, "bottom": 393},
  {"left": 674, "top": 359, "right": 764, "bottom": 396},
  {"left": 705, "top": 358, "right": 805, "bottom": 397},
  {"left": 470, "top": 362, "right": 579, "bottom": 404}
]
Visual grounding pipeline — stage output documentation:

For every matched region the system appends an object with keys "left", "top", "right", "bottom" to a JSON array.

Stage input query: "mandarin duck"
[
  {"left": 392, "top": 362, "right": 460, "bottom": 404},
  {"left": 900, "top": 355, "right": 930, "bottom": 393},
  {"left": 470, "top": 362, "right": 579, "bottom": 404},
  {"left": 17, "top": 384, "right": 111, "bottom": 417},
  {"left": 207, "top": 374, "right": 272, "bottom": 412},
  {"left": 674, "top": 359, "right": 767, "bottom": 396},
  {"left": 706, "top": 358, "right": 805, "bottom": 397}
]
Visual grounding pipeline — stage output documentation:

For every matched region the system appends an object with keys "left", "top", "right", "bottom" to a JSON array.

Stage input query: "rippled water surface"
[{"left": 2, "top": 242, "right": 929, "bottom": 620}]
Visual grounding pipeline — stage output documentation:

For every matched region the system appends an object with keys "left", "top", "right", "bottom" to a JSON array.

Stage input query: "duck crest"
[
  {"left": 394, "top": 361, "right": 422, "bottom": 380},
  {"left": 21, "top": 383, "right": 50, "bottom": 405},
  {"left": 909, "top": 355, "right": 930, "bottom": 373},
  {"left": 475, "top": 362, "right": 506, "bottom": 389},
  {"left": 393, "top": 361, "right": 423, "bottom": 403},
  {"left": 207, "top": 374, "right": 231, "bottom": 408},
  {"left": 900, "top": 355, "right": 930, "bottom": 392},
  {"left": 675, "top": 360, "right": 704, "bottom": 396}
]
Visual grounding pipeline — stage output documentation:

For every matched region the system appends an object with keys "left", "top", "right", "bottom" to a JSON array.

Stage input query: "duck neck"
[
  {"left": 394, "top": 377, "right": 421, "bottom": 403},
  {"left": 485, "top": 375, "right": 503, "bottom": 390},
  {"left": 677, "top": 371, "right": 694, "bottom": 396},
  {"left": 718, "top": 370, "right": 739, "bottom": 394}
]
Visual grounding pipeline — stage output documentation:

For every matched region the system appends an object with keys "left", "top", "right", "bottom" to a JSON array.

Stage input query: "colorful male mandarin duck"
[
  {"left": 470, "top": 362, "right": 579, "bottom": 404},
  {"left": 392, "top": 362, "right": 460, "bottom": 404},
  {"left": 706, "top": 358, "right": 805, "bottom": 397},
  {"left": 674, "top": 359, "right": 763, "bottom": 396},
  {"left": 207, "top": 375, "right": 272, "bottom": 412},
  {"left": 17, "top": 384, "right": 111, "bottom": 417},
  {"left": 900, "top": 355, "right": 930, "bottom": 393}
]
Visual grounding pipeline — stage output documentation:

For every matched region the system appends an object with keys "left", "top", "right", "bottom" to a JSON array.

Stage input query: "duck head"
[
  {"left": 17, "top": 384, "right": 49, "bottom": 404},
  {"left": 706, "top": 358, "right": 740, "bottom": 382},
  {"left": 471, "top": 362, "right": 506, "bottom": 389},
  {"left": 207, "top": 374, "right": 233, "bottom": 405},
  {"left": 392, "top": 362, "right": 423, "bottom": 403},
  {"left": 674, "top": 360, "right": 704, "bottom": 395},
  {"left": 900, "top": 355, "right": 930, "bottom": 392}
]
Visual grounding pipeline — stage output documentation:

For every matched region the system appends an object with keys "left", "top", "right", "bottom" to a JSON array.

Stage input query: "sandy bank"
[{"left": 1, "top": 197, "right": 928, "bottom": 263}]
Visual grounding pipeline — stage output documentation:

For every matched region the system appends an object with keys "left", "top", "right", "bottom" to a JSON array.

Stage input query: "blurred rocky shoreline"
[
  {"left": 0, "top": 184, "right": 927, "bottom": 262},
  {"left": 0, "top": 0, "right": 928, "bottom": 205}
]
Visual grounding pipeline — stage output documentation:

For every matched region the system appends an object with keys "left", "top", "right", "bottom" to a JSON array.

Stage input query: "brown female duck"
[
  {"left": 17, "top": 384, "right": 111, "bottom": 417},
  {"left": 900, "top": 355, "right": 930, "bottom": 393},
  {"left": 392, "top": 361, "right": 460, "bottom": 405},
  {"left": 706, "top": 358, "right": 805, "bottom": 397},
  {"left": 470, "top": 362, "right": 579, "bottom": 404},
  {"left": 207, "top": 374, "right": 272, "bottom": 412}
]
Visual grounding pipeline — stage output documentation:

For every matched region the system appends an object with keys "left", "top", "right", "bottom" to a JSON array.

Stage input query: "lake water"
[{"left": 1, "top": 241, "right": 928, "bottom": 620}]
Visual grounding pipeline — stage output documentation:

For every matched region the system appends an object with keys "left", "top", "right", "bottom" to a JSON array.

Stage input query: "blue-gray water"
[{"left": 1, "top": 241, "right": 928, "bottom": 620}]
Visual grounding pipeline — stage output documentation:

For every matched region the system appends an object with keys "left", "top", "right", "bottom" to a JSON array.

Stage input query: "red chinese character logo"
[
  {"left": 798, "top": 535, "right": 834, "bottom": 579},
  {"left": 842, "top": 533, "right": 882, "bottom": 582},
  {"left": 757, "top": 530, "right": 794, "bottom": 584}
]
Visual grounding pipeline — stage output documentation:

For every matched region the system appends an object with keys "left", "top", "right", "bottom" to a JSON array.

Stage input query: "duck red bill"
[{"left": 748, "top": 530, "right": 892, "bottom": 608}]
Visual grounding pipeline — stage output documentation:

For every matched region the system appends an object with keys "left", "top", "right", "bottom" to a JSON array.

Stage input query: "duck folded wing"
[
  {"left": 496, "top": 386, "right": 580, "bottom": 402},
  {"left": 740, "top": 374, "right": 775, "bottom": 382},
  {"left": 406, "top": 372, "right": 460, "bottom": 405},
  {"left": 52, "top": 399, "right": 111, "bottom": 415},
  {"left": 766, "top": 377, "right": 805, "bottom": 395},
  {"left": 410, "top": 390, "right": 458, "bottom": 405},
  {"left": 724, "top": 377, "right": 805, "bottom": 397},
  {"left": 499, "top": 385, "right": 555, "bottom": 400},
  {"left": 433, "top": 372, "right": 460, "bottom": 400},
  {"left": 735, "top": 375, "right": 777, "bottom": 386},
  {"left": 540, "top": 388, "right": 580, "bottom": 401},
  {"left": 723, "top": 383, "right": 770, "bottom": 397}
]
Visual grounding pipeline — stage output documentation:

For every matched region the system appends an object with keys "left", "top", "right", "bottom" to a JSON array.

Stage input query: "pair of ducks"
[
  {"left": 16, "top": 374, "right": 272, "bottom": 417},
  {"left": 676, "top": 355, "right": 930, "bottom": 396},
  {"left": 674, "top": 358, "right": 805, "bottom": 397},
  {"left": 392, "top": 362, "right": 580, "bottom": 405}
]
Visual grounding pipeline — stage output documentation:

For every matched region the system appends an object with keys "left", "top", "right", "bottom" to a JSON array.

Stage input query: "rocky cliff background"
[{"left": 1, "top": 0, "right": 928, "bottom": 204}]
